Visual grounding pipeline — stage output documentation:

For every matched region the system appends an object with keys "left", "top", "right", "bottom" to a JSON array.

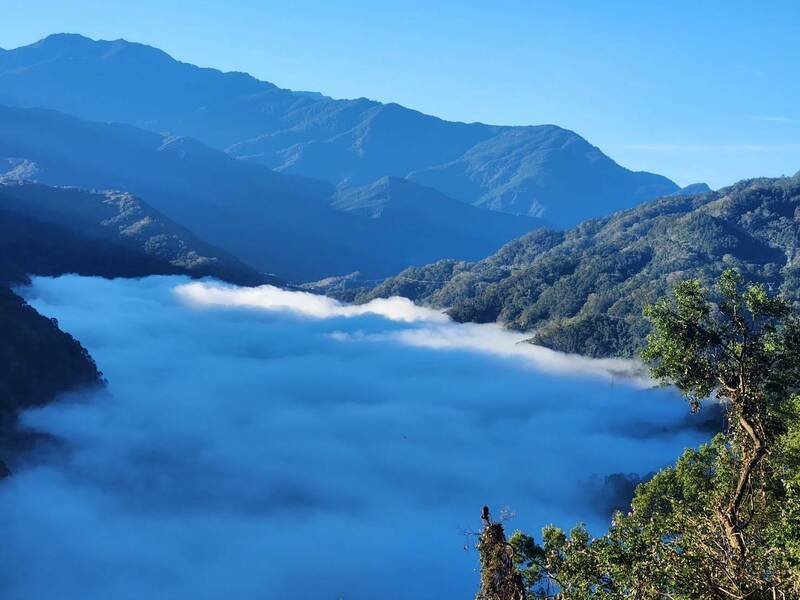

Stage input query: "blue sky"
[{"left": 2, "top": 0, "right": 798, "bottom": 187}]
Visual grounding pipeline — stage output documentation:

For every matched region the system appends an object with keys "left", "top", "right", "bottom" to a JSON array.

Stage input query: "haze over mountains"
[
  {"left": 0, "top": 6, "right": 797, "bottom": 596},
  {"left": 0, "top": 33, "right": 683, "bottom": 226},
  {"left": 0, "top": 181, "right": 269, "bottom": 285},
  {"left": 0, "top": 104, "right": 541, "bottom": 281}
]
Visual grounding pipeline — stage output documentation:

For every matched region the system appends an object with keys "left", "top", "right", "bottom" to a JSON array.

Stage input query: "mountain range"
[
  {"left": 0, "top": 32, "right": 734, "bottom": 472},
  {"left": 0, "top": 104, "right": 542, "bottom": 281},
  {"left": 0, "top": 33, "right": 683, "bottom": 226},
  {"left": 347, "top": 174, "right": 800, "bottom": 357},
  {"left": 0, "top": 31, "right": 792, "bottom": 487}
]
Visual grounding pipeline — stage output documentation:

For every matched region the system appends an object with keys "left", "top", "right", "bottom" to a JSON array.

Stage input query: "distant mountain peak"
[
  {"left": 34, "top": 32, "right": 94, "bottom": 47},
  {"left": 29, "top": 33, "right": 176, "bottom": 65},
  {"left": 669, "top": 182, "right": 713, "bottom": 197}
]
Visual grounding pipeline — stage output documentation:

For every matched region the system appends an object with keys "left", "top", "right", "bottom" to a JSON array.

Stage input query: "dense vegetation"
[
  {"left": 354, "top": 175, "right": 800, "bottom": 358},
  {"left": 477, "top": 271, "right": 800, "bottom": 599}
]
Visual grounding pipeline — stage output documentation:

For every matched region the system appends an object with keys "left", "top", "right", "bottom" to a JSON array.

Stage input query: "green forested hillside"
[{"left": 352, "top": 174, "right": 800, "bottom": 357}]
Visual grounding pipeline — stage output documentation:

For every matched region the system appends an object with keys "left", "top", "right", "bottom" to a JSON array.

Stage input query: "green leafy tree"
[
  {"left": 499, "top": 270, "right": 800, "bottom": 599},
  {"left": 642, "top": 269, "right": 800, "bottom": 558}
]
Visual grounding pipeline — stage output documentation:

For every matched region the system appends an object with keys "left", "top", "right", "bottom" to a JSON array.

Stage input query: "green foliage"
[
  {"left": 356, "top": 175, "right": 800, "bottom": 358},
  {"left": 498, "top": 271, "right": 800, "bottom": 598},
  {"left": 510, "top": 524, "right": 620, "bottom": 599},
  {"left": 531, "top": 315, "right": 641, "bottom": 359}
]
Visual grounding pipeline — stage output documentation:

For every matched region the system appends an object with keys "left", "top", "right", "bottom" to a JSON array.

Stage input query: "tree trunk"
[
  {"left": 476, "top": 523, "right": 527, "bottom": 600},
  {"left": 721, "top": 414, "right": 767, "bottom": 559}
]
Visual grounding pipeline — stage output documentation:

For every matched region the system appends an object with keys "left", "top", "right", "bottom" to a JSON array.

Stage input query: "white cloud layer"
[
  {"left": 176, "top": 280, "right": 448, "bottom": 322},
  {"left": 178, "top": 281, "right": 644, "bottom": 381},
  {"left": 0, "top": 276, "right": 716, "bottom": 600}
]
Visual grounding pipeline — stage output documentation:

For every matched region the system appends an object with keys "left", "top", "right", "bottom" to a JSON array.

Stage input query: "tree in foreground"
[
  {"left": 492, "top": 270, "right": 800, "bottom": 599},
  {"left": 475, "top": 508, "right": 527, "bottom": 600}
]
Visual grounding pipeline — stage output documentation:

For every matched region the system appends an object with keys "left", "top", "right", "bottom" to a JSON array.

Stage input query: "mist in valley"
[{"left": 0, "top": 275, "right": 713, "bottom": 600}]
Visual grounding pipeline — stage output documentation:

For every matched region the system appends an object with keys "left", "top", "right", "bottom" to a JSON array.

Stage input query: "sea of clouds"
[{"left": 0, "top": 276, "right": 715, "bottom": 600}]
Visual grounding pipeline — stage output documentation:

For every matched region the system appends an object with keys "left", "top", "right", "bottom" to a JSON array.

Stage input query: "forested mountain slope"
[
  {"left": 353, "top": 174, "right": 800, "bottom": 357},
  {"left": 0, "top": 34, "right": 679, "bottom": 224},
  {"left": 0, "top": 181, "right": 271, "bottom": 285}
]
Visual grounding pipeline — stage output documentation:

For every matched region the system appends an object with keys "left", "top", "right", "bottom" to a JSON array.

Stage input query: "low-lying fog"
[{"left": 1, "top": 276, "right": 714, "bottom": 600}]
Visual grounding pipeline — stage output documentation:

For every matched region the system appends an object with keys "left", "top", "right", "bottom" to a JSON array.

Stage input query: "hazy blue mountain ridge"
[
  {"left": 0, "top": 104, "right": 542, "bottom": 281},
  {"left": 0, "top": 181, "right": 271, "bottom": 285},
  {"left": 670, "top": 182, "right": 713, "bottom": 196},
  {"left": 407, "top": 126, "right": 680, "bottom": 223},
  {"left": 0, "top": 34, "right": 680, "bottom": 224}
]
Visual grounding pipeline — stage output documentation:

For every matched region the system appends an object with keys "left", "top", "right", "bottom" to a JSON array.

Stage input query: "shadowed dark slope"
[
  {"left": 0, "top": 181, "right": 272, "bottom": 286},
  {"left": 0, "top": 285, "right": 101, "bottom": 415},
  {"left": 0, "top": 270, "right": 102, "bottom": 476}
]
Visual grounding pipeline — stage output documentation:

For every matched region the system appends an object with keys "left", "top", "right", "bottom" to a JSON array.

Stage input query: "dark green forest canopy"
[{"left": 351, "top": 175, "right": 800, "bottom": 357}]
